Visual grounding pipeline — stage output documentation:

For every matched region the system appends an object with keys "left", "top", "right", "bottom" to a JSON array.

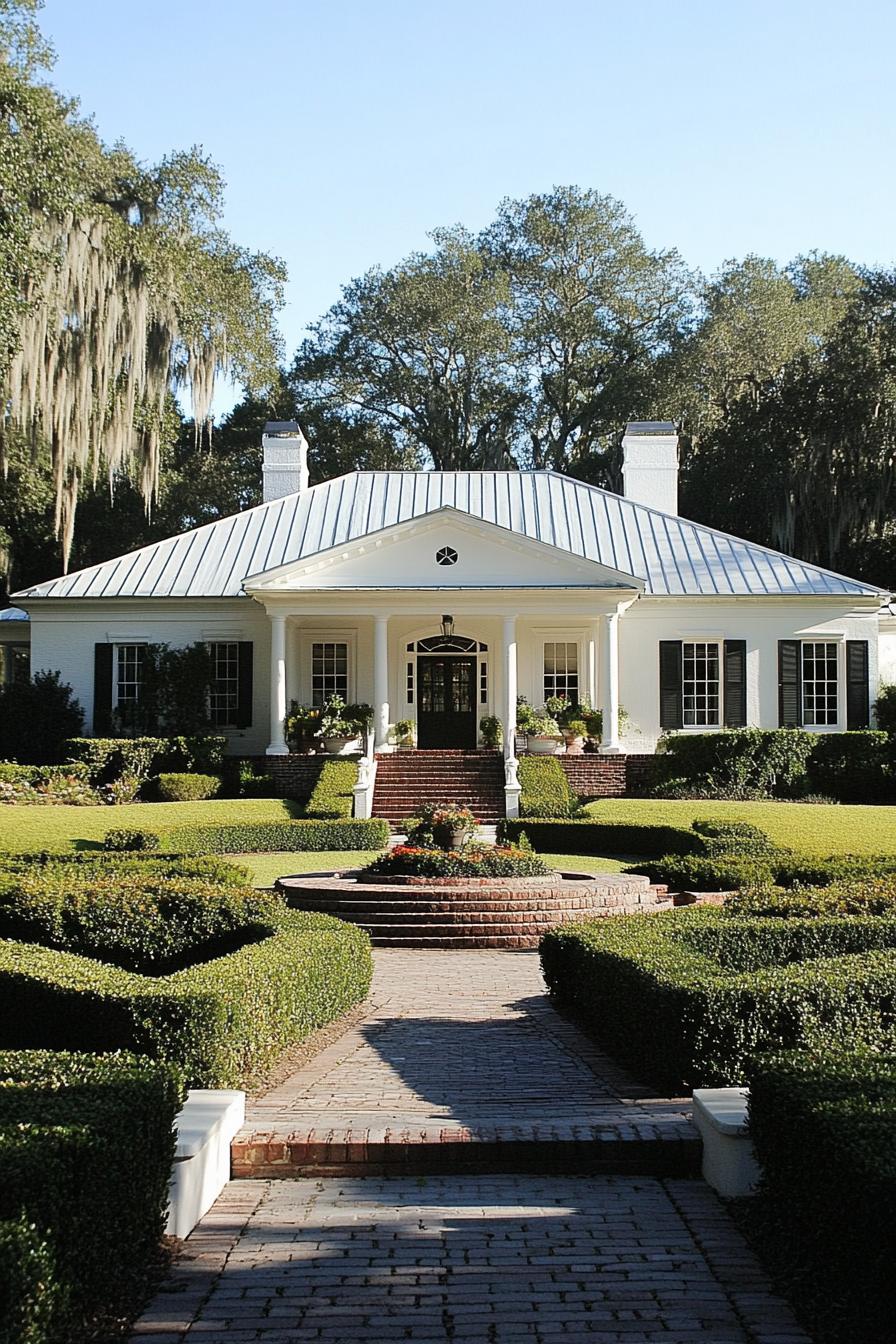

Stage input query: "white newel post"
[
  {"left": 502, "top": 614, "right": 521, "bottom": 818},
  {"left": 373, "top": 615, "right": 390, "bottom": 752},
  {"left": 599, "top": 609, "right": 623, "bottom": 755},
  {"left": 266, "top": 612, "right": 289, "bottom": 755}
]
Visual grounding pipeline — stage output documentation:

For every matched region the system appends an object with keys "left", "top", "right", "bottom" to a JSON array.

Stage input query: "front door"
[{"left": 417, "top": 655, "right": 477, "bottom": 749}]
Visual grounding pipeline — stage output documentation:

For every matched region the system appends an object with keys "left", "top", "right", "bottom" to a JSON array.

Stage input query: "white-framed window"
[
  {"left": 209, "top": 641, "right": 240, "bottom": 727},
  {"left": 311, "top": 641, "right": 349, "bottom": 705},
  {"left": 0, "top": 643, "right": 29, "bottom": 685},
  {"left": 682, "top": 640, "right": 720, "bottom": 726},
  {"left": 543, "top": 641, "right": 579, "bottom": 704},
  {"left": 802, "top": 641, "right": 839, "bottom": 726},
  {"left": 115, "top": 643, "right": 145, "bottom": 709}
]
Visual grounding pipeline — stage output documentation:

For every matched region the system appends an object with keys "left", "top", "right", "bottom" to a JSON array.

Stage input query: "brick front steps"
[
  {"left": 276, "top": 870, "right": 671, "bottom": 947},
  {"left": 372, "top": 749, "right": 506, "bottom": 824}
]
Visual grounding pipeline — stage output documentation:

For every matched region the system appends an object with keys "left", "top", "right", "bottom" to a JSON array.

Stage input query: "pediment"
[{"left": 243, "top": 507, "right": 644, "bottom": 592}]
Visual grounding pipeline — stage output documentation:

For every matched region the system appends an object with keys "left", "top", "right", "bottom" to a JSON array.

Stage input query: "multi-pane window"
[
  {"left": 682, "top": 641, "right": 720, "bottom": 726},
  {"left": 312, "top": 642, "right": 348, "bottom": 705},
  {"left": 115, "top": 644, "right": 145, "bottom": 709},
  {"left": 0, "top": 643, "right": 29, "bottom": 685},
  {"left": 543, "top": 642, "right": 578, "bottom": 704},
  {"left": 209, "top": 641, "right": 240, "bottom": 727},
  {"left": 802, "top": 641, "right": 838, "bottom": 725}
]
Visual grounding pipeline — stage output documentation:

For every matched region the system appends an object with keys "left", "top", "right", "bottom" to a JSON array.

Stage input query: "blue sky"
[{"left": 40, "top": 0, "right": 895, "bottom": 414}]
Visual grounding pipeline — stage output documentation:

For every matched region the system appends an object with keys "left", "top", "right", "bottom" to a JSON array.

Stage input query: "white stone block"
[
  {"left": 692, "top": 1086, "right": 761, "bottom": 1198},
  {"left": 166, "top": 1089, "right": 245, "bottom": 1239}
]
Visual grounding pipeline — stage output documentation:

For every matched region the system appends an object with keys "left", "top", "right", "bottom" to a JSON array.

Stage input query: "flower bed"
[{"left": 363, "top": 843, "right": 551, "bottom": 880}]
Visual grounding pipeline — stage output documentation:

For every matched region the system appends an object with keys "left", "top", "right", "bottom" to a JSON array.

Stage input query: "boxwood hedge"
[
  {"left": 0, "top": 1050, "right": 182, "bottom": 1344},
  {"left": 499, "top": 816, "right": 699, "bottom": 856},
  {"left": 0, "top": 908, "right": 373, "bottom": 1088},
  {"left": 304, "top": 759, "right": 357, "bottom": 819},
  {"left": 517, "top": 756, "right": 579, "bottom": 818},
  {"left": 748, "top": 1050, "right": 896, "bottom": 1344},
  {"left": 539, "top": 908, "right": 896, "bottom": 1091},
  {"left": 159, "top": 816, "right": 390, "bottom": 854}
]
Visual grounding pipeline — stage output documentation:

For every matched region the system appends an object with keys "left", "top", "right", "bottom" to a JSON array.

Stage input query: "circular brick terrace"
[{"left": 276, "top": 868, "right": 669, "bottom": 947}]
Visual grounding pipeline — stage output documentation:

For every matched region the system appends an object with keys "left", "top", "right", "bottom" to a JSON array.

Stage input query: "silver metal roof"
[{"left": 13, "top": 471, "right": 885, "bottom": 601}]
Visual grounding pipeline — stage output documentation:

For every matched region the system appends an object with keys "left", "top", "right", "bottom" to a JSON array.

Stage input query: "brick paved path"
[
  {"left": 132, "top": 950, "right": 810, "bottom": 1342},
  {"left": 132, "top": 1175, "right": 809, "bottom": 1342},
  {"left": 234, "top": 950, "right": 695, "bottom": 1176}
]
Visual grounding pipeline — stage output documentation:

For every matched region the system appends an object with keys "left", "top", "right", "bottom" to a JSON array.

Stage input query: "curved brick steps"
[{"left": 277, "top": 871, "right": 670, "bottom": 947}]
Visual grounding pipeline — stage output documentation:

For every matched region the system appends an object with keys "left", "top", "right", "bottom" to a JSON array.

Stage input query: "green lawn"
[
  {"left": 0, "top": 799, "right": 306, "bottom": 852},
  {"left": 583, "top": 798, "right": 896, "bottom": 855},
  {"left": 235, "top": 851, "right": 382, "bottom": 888}
]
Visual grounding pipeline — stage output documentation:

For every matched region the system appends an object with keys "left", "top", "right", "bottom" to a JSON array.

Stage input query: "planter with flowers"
[
  {"left": 516, "top": 697, "right": 562, "bottom": 755},
  {"left": 317, "top": 695, "right": 373, "bottom": 755}
]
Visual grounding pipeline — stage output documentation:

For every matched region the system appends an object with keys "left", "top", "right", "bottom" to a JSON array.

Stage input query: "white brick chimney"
[
  {"left": 621, "top": 421, "right": 679, "bottom": 515},
  {"left": 262, "top": 421, "right": 309, "bottom": 503}
]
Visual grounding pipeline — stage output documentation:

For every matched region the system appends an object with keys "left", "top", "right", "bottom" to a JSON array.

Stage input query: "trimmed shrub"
[
  {"left": 164, "top": 817, "right": 390, "bottom": 854},
  {"left": 0, "top": 851, "right": 250, "bottom": 887},
  {"left": 518, "top": 756, "right": 579, "bottom": 818},
  {"left": 539, "top": 908, "right": 896, "bottom": 1091},
  {"left": 0, "top": 673, "right": 84, "bottom": 765},
  {"left": 748, "top": 1050, "right": 896, "bottom": 1344},
  {"left": 304, "top": 758, "right": 357, "bottom": 819},
  {"left": 0, "top": 909, "right": 373, "bottom": 1087},
  {"left": 807, "top": 730, "right": 896, "bottom": 803},
  {"left": 499, "top": 816, "right": 699, "bottom": 857},
  {"left": 0, "top": 1216, "right": 59, "bottom": 1344},
  {"left": 156, "top": 771, "right": 220, "bottom": 802},
  {"left": 0, "top": 869, "right": 280, "bottom": 973},
  {"left": 654, "top": 728, "right": 816, "bottom": 800},
  {"left": 0, "top": 1050, "right": 182, "bottom": 1343},
  {"left": 65, "top": 735, "right": 228, "bottom": 784},
  {"left": 632, "top": 852, "right": 776, "bottom": 891},
  {"left": 0, "top": 762, "right": 96, "bottom": 807},
  {"left": 726, "top": 877, "right": 896, "bottom": 919},
  {"left": 104, "top": 826, "right": 160, "bottom": 852},
  {"left": 875, "top": 683, "right": 896, "bottom": 735},
  {"left": 364, "top": 844, "right": 551, "bottom": 879},
  {"left": 690, "top": 819, "right": 779, "bottom": 858}
]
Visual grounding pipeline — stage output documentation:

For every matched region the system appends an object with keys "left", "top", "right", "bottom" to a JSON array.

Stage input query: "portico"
[{"left": 253, "top": 591, "right": 638, "bottom": 767}]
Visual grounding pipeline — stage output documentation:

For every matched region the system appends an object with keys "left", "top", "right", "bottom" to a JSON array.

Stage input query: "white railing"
[{"left": 352, "top": 727, "right": 378, "bottom": 818}]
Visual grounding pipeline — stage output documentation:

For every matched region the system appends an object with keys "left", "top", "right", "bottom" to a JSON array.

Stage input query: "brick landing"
[
  {"left": 233, "top": 949, "right": 698, "bottom": 1178},
  {"left": 130, "top": 1175, "right": 810, "bottom": 1343}
]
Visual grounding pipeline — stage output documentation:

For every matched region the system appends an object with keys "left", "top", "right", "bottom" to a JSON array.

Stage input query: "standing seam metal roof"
[{"left": 14, "top": 471, "right": 884, "bottom": 600}]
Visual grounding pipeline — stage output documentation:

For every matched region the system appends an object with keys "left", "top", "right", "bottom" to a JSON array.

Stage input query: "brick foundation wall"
[
  {"left": 239, "top": 755, "right": 331, "bottom": 801},
  {"left": 559, "top": 754, "right": 655, "bottom": 798}
]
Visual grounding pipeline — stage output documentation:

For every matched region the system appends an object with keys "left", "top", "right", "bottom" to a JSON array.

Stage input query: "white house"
[{"left": 13, "top": 421, "right": 890, "bottom": 813}]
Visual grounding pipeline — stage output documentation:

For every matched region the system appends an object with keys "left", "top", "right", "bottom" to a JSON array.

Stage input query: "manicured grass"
[
  {"left": 583, "top": 799, "right": 896, "bottom": 855},
  {"left": 234, "top": 851, "right": 382, "bottom": 888},
  {"left": 541, "top": 852, "right": 629, "bottom": 874},
  {"left": 0, "top": 799, "right": 305, "bottom": 852}
]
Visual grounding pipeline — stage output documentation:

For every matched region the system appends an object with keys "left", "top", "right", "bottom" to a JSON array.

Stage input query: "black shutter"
[
  {"left": 778, "top": 640, "right": 802, "bottom": 727},
  {"left": 723, "top": 640, "right": 747, "bottom": 727},
  {"left": 659, "top": 641, "right": 683, "bottom": 730},
  {"left": 846, "top": 639, "right": 870, "bottom": 730},
  {"left": 236, "top": 642, "right": 253, "bottom": 728},
  {"left": 93, "top": 643, "right": 113, "bottom": 735}
]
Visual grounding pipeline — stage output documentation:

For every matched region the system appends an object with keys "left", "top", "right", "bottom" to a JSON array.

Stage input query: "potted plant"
[
  {"left": 479, "top": 715, "right": 502, "bottom": 750},
  {"left": 409, "top": 803, "right": 478, "bottom": 850},
  {"left": 318, "top": 695, "right": 371, "bottom": 755},
  {"left": 523, "top": 711, "right": 562, "bottom": 753},
  {"left": 392, "top": 719, "right": 415, "bottom": 750},
  {"left": 562, "top": 718, "right": 588, "bottom": 754},
  {"left": 285, "top": 702, "right": 321, "bottom": 753}
]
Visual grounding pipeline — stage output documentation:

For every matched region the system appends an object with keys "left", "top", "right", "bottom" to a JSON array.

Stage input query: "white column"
[
  {"left": 503, "top": 615, "right": 518, "bottom": 759},
  {"left": 588, "top": 619, "right": 600, "bottom": 709},
  {"left": 598, "top": 610, "right": 623, "bottom": 754},
  {"left": 373, "top": 615, "right": 390, "bottom": 752},
  {"left": 502, "top": 614, "right": 521, "bottom": 816},
  {"left": 266, "top": 612, "right": 289, "bottom": 755}
]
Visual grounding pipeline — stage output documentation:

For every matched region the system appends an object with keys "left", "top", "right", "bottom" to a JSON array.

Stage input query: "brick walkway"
[
  {"left": 233, "top": 950, "right": 696, "bottom": 1176},
  {"left": 132, "top": 949, "right": 810, "bottom": 1342},
  {"left": 132, "top": 1175, "right": 809, "bottom": 1342}
]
